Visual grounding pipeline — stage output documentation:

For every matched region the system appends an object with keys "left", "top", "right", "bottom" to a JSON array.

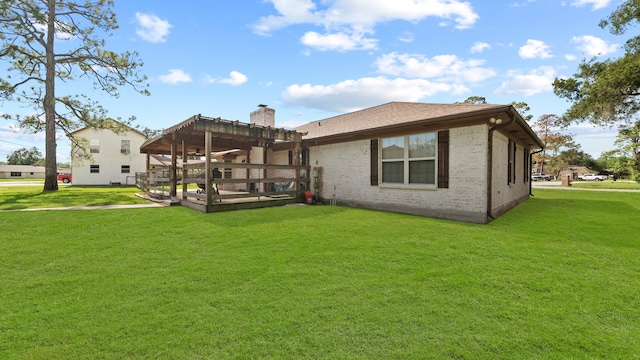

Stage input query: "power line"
[{"left": 0, "top": 138, "right": 42, "bottom": 148}]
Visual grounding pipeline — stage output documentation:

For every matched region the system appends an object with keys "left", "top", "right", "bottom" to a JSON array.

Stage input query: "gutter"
[
  {"left": 529, "top": 148, "right": 544, "bottom": 196},
  {"left": 486, "top": 111, "right": 516, "bottom": 223}
]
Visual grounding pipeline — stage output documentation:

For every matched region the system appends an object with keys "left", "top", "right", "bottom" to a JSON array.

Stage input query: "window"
[
  {"left": 10, "top": 172, "right": 21, "bottom": 177},
  {"left": 90, "top": 139, "right": 99, "bottom": 153},
  {"left": 381, "top": 132, "right": 436, "bottom": 185},
  {"left": 121, "top": 140, "right": 130, "bottom": 155},
  {"left": 508, "top": 139, "right": 516, "bottom": 184},
  {"left": 121, "top": 165, "right": 130, "bottom": 174},
  {"left": 90, "top": 165, "right": 100, "bottom": 173},
  {"left": 523, "top": 149, "right": 529, "bottom": 183}
]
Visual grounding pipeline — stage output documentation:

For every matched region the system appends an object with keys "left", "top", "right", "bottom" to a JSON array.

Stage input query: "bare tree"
[
  {"left": 0, "top": 0, "right": 149, "bottom": 190},
  {"left": 531, "top": 114, "right": 575, "bottom": 175}
]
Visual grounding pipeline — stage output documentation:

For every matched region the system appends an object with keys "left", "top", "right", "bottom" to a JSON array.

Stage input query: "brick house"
[
  {"left": 140, "top": 102, "right": 543, "bottom": 223},
  {"left": 294, "top": 102, "right": 544, "bottom": 223}
]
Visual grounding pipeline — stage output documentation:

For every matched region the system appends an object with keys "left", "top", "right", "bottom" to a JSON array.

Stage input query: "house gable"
[{"left": 70, "top": 120, "right": 148, "bottom": 185}]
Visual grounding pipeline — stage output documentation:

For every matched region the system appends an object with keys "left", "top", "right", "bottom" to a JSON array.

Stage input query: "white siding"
[{"left": 72, "top": 128, "right": 147, "bottom": 185}]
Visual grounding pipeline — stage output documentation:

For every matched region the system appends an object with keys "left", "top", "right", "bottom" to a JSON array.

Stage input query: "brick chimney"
[{"left": 250, "top": 104, "right": 275, "bottom": 127}]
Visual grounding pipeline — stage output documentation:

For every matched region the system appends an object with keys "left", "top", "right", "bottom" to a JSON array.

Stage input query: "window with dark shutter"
[
  {"left": 523, "top": 149, "right": 529, "bottom": 183},
  {"left": 437, "top": 130, "right": 449, "bottom": 189},
  {"left": 508, "top": 139, "right": 514, "bottom": 185},
  {"left": 370, "top": 139, "right": 379, "bottom": 186}
]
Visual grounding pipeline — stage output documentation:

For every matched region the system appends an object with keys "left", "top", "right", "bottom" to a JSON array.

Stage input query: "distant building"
[{"left": 0, "top": 165, "right": 45, "bottom": 179}]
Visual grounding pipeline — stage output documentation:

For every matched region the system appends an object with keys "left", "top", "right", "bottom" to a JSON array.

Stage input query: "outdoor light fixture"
[{"left": 489, "top": 117, "right": 503, "bottom": 125}]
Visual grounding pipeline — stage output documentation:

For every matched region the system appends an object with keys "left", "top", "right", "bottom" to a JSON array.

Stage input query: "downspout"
[
  {"left": 529, "top": 148, "right": 544, "bottom": 196},
  {"left": 486, "top": 113, "right": 515, "bottom": 222}
]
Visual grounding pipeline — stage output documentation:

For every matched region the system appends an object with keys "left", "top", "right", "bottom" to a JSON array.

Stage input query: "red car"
[{"left": 57, "top": 173, "right": 72, "bottom": 183}]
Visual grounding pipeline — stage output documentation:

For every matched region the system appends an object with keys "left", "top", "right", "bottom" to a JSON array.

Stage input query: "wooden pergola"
[{"left": 139, "top": 114, "right": 309, "bottom": 212}]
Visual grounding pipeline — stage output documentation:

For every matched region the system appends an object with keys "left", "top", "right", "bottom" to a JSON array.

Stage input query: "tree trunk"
[{"left": 43, "top": 0, "right": 58, "bottom": 191}]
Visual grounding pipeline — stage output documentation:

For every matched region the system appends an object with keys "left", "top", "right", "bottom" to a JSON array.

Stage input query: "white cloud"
[
  {"left": 253, "top": 0, "right": 479, "bottom": 50},
  {"left": 509, "top": 0, "right": 537, "bottom": 7},
  {"left": 159, "top": 69, "right": 192, "bottom": 84},
  {"left": 565, "top": 54, "right": 578, "bottom": 61},
  {"left": 570, "top": 0, "right": 611, "bottom": 10},
  {"left": 203, "top": 71, "right": 249, "bottom": 86},
  {"left": 135, "top": 12, "right": 172, "bottom": 43},
  {"left": 470, "top": 41, "right": 491, "bottom": 53},
  {"left": 375, "top": 52, "right": 496, "bottom": 83},
  {"left": 398, "top": 32, "right": 414, "bottom": 43},
  {"left": 572, "top": 35, "right": 618, "bottom": 56},
  {"left": 283, "top": 76, "right": 469, "bottom": 113},
  {"left": 219, "top": 71, "right": 248, "bottom": 86},
  {"left": 518, "top": 39, "right": 553, "bottom": 59},
  {"left": 301, "top": 30, "right": 378, "bottom": 51},
  {"left": 494, "top": 66, "right": 556, "bottom": 96}
]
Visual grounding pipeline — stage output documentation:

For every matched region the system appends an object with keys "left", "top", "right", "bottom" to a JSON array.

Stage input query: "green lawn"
[
  {"left": 0, "top": 185, "right": 149, "bottom": 210},
  {"left": 1, "top": 188, "right": 639, "bottom": 359},
  {"left": 569, "top": 180, "right": 640, "bottom": 190}
]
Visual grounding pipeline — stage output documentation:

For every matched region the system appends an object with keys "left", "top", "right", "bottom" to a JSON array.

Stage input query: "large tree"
[
  {"left": 0, "top": 0, "right": 149, "bottom": 190},
  {"left": 6, "top": 146, "right": 44, "bottom": 165},
  {"left": 552, "top": 0, "right": 639, "bottom": 126},
  {"left": 457, "top": 96, "right": 533, "bottom": 121}
]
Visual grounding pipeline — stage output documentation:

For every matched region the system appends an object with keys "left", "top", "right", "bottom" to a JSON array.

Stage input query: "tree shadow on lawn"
[{"left": 190, "top": 203, "right": 352, "bottom": 230}]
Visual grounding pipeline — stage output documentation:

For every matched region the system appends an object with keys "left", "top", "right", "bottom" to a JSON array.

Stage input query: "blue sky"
[{"left": 0, "top": 0, "right": 628, "bottom": 163}]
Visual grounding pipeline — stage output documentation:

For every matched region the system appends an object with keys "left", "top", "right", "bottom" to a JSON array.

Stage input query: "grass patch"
[
  {"left": 0, "top": 178, "right": 44, "bottom": 183},
  {"left": 569, "top": 180, "right": 640, "bottom": 190},
  {"left": 1, "top": 188, "right": 639, "bottom": 358},
  {"left": 0, "top": 185, "right": 149, "bottom": 210}
]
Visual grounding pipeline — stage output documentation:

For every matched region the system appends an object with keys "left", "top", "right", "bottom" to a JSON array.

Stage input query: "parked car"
[
  {"left": 577, "top": 173, "right": 607, "bottom": 181},
  {"left": 57, "top": 173, "right": 72, "bottom": 183},
  {"left": 531, "top": 174, "right": 551, "bottom": 181}
]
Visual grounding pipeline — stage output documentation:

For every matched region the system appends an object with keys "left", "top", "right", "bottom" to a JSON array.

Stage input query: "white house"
[
  {"left": 139, "top": 103, "right": 543, "bottom": 223},
  {"left": 70, "top": 120, "right": 148, "bottom": 185}
]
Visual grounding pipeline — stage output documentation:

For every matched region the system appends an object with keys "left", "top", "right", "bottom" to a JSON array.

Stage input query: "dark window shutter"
[
  {"left": 370, "top": 139, "right": 379, "bottom": 186},
  {"left": 438, "top": 130, "right": 449, "bottom": 189},
  {"left": 288, "top": 150, "right": 293, "bottom": 165}
]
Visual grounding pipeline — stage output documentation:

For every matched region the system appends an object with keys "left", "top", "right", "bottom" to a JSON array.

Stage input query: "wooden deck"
[{"left": 175, "top": 189, "right": 301, "bottom": 213}]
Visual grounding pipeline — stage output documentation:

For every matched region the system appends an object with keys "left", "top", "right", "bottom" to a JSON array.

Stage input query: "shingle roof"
[{"left": 294, "top": 102, "right": 507, "bottom": 140}]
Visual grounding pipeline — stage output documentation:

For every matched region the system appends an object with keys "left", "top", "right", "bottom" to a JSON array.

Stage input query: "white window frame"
[
  {"left": 380, "top": 132, "right": 437, "bottom": 188},
  {"left": 120, "top": 140, "right": 130, "bottom": 155},
  {"left": 90, "top": 139, "right": 100, "bottom": 154}
]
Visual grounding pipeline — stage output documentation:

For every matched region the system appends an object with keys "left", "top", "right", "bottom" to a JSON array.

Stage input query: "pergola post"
[
  {"left": 182, "top": 140, "right": 188, "bottom": 199},
  {"left": 205, "top": 130, "right": 212, "bottom": 206},
  {"left": 145, "top": 153, "right": 150, "bottom": 191},
  {"left": 294, "top": 142, "right": 301, "bottom": 197},
  {"left": 170, "top": 133, "right": 178, "bottom": 197}
]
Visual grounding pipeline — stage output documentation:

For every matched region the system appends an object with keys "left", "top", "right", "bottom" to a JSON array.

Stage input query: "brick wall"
[{"left": 308, "top": 125, "right": 491, "bottom": 223}]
